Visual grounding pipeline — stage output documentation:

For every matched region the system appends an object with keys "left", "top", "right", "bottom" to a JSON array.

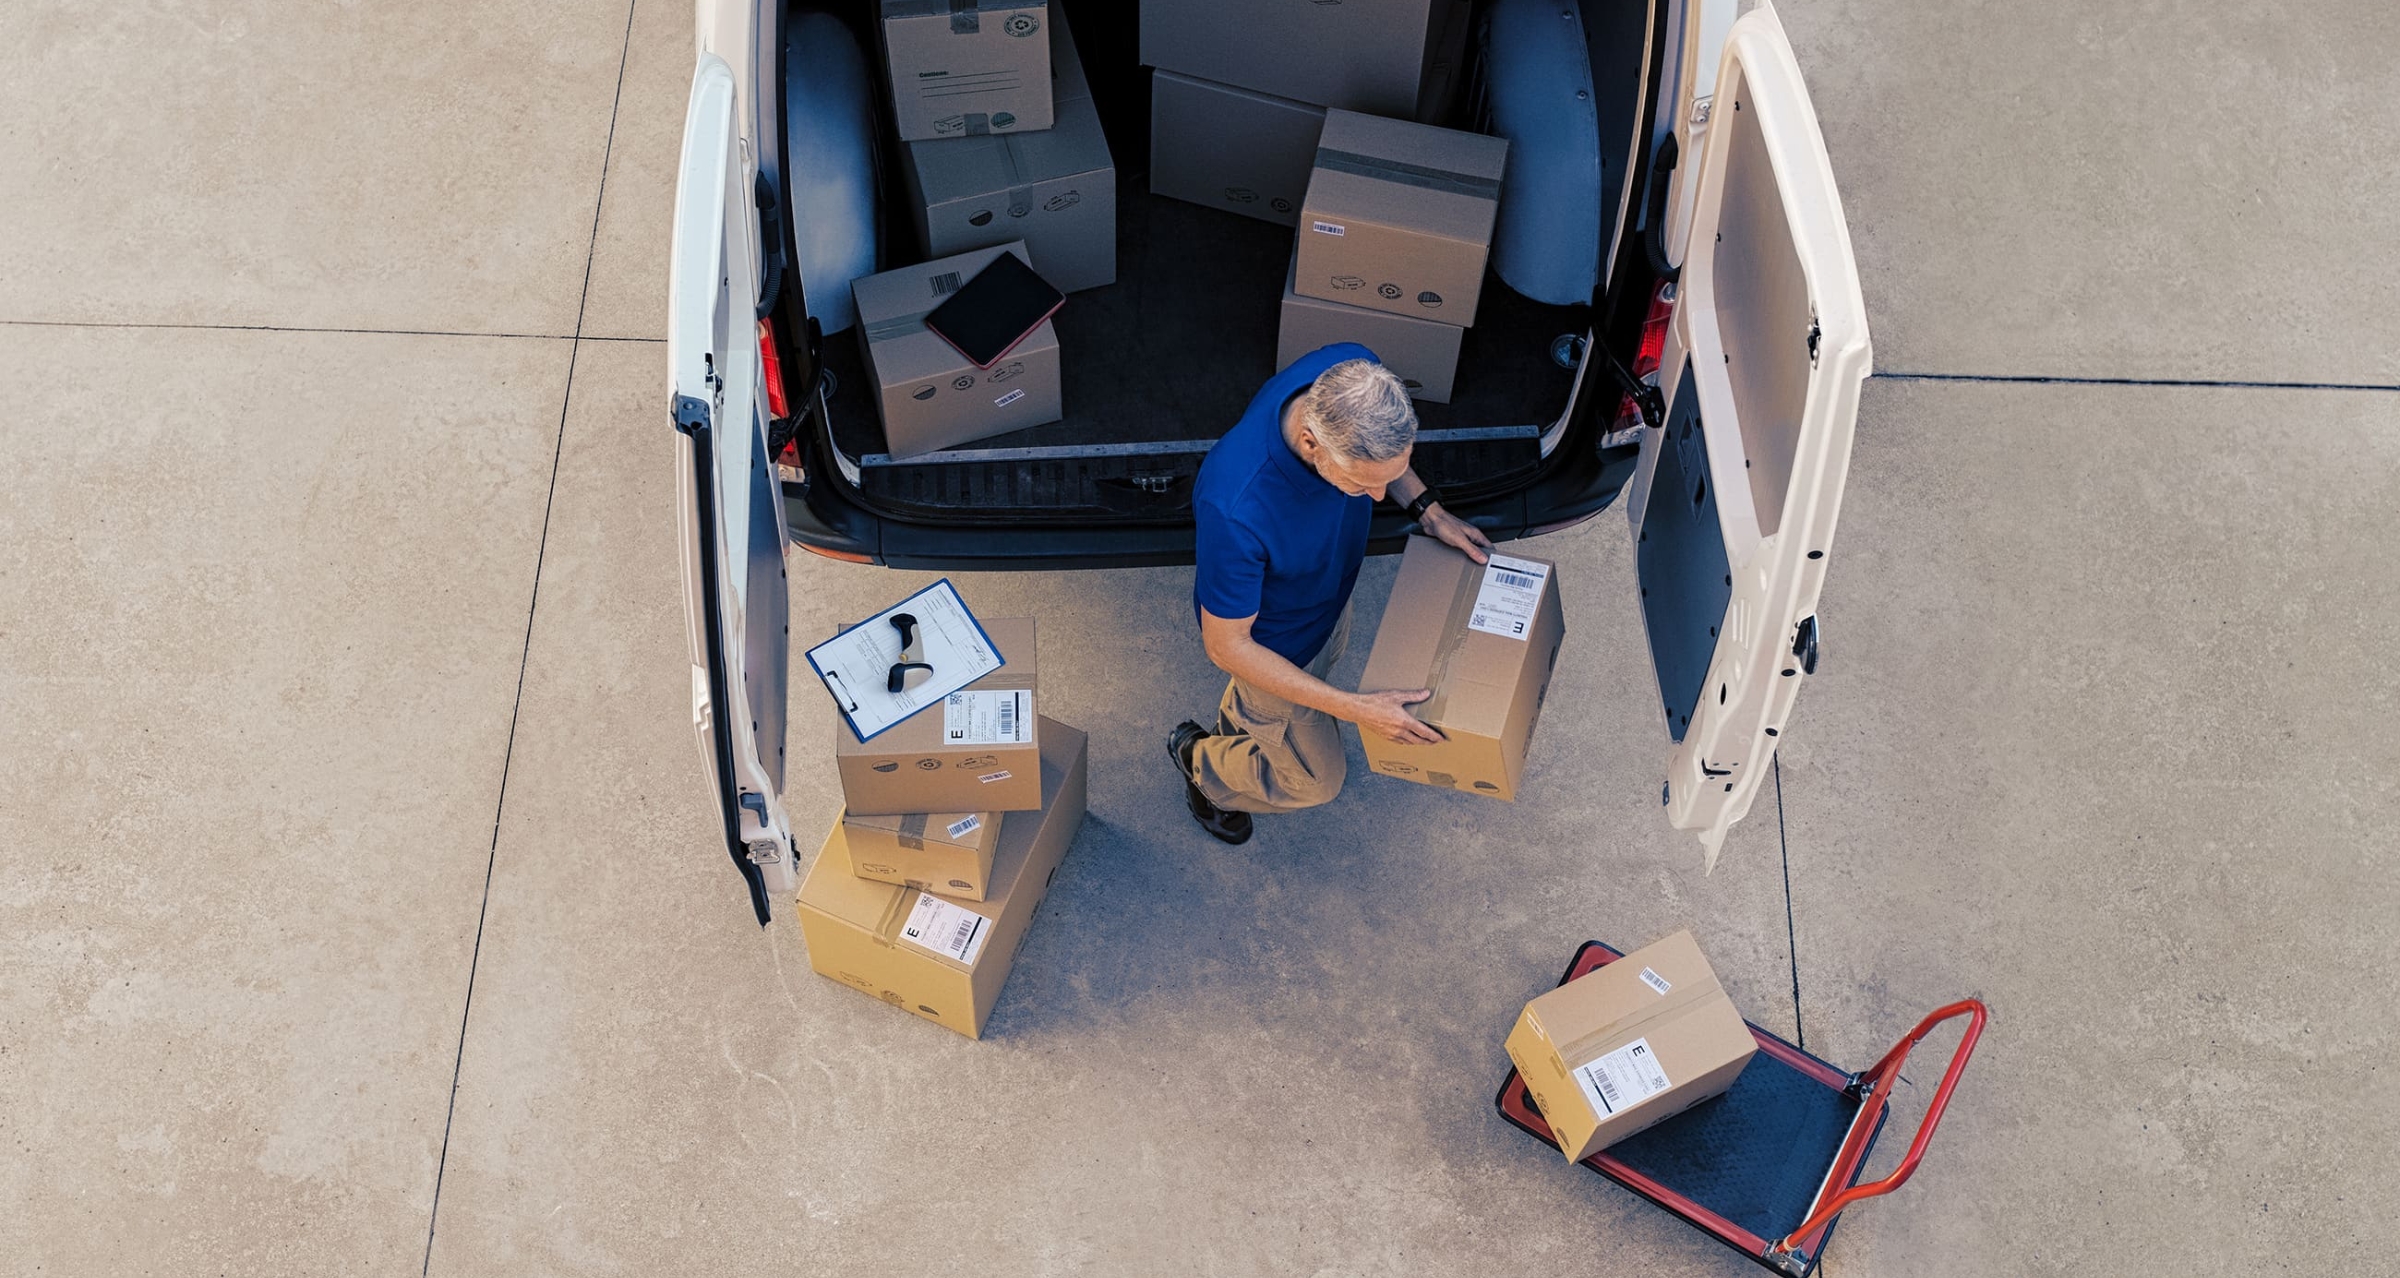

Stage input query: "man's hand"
[
  {"left": 1419, "top": 503, "right": 1493, "bottom": 565},
  {"left": 1347, "top": 689, "right": 1444, "bottom": 745}
]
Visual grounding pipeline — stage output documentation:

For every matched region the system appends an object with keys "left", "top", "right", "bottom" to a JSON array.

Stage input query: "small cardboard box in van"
[
  {"left": 902, "top": 11, "right": 1114, "bottom": 292},
  {"left": 880, "top": 0, "right": 1053, "bottom": 143},
  {"left": 1357, "top": 536, "right": 1562, "bottom": 801},
  {"left": 1148, "top": 70, "right": 1326, "bottom": 228},
  {"left": 1505, "top": 930, "right": 1758, "bottom": 1162},
  {"left": 799, "top": 719, "right": 1087, "bottom": 1040},
  {"left": 851, "top": 242, "right": 1063, "bottom": 459},
  {"left": 1140, "top": 0, "right": 1450, "bottom": 118},
  {"left": 1296, "top": 110, "right": 1507, "bottom": 326},
  {"left": 833, "top": 617, "right": 1042, "bottom": 815},
  {"left": 1278, "top": 250, "right": 1462, "bottom": 402}
]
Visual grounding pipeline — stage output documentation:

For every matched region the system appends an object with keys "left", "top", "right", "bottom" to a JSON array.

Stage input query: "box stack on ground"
[
  {"left": 854, "top": 3, "right": 1115, "bottom": 457},
  {"left": 1143, "top": 0, "right": 1496, "bottom": 403},
  {"left": 798, "top": 617, "right": 1091, "bottom": 1039}
]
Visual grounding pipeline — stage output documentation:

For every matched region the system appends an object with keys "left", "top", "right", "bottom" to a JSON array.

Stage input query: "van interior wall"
[{"left": 802, "top": 0, "right": 1623, "bottom": 491}]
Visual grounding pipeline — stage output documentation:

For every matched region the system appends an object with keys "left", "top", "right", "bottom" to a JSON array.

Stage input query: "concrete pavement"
[{"left": 5, "top": 0, "right": 2395, "bottom": 1274}]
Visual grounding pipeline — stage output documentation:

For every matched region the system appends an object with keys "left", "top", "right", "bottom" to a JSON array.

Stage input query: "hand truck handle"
[{"left": 1775, "top": 999, "right": 1988, "bottom": 1255}]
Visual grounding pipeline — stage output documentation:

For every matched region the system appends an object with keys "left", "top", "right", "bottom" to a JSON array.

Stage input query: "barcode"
[
  {"left": 948, "top": 915, "right": 978, "bottom": 956},
  {"left": 1590, "top": 1068, "right": 1622, "bottom": 1111},
  {"left": 930, "top": 271, "right": 962, "bottom": 297},
  {"left": 1494, "top": 570, "right": 1539, "bottom": 590},
  {"left": 998, "top": 699, "right": 1015, "bottom": 740}
]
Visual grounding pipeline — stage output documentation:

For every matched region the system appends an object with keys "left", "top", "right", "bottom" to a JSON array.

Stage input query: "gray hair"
[{"left": 1302, "top": 359, "right": 1417, "bottom": 463}]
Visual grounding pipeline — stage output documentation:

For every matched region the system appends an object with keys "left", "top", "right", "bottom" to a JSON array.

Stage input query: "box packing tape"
[
  {"left": 1412, "top": 559, "right": 1490, "bottom": 730},
  {"left": 1312, "top": 147, "right": 1503, "bottom": 201}
]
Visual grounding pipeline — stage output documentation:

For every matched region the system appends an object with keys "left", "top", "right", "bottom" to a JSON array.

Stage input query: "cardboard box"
[
  {"left": 1278, "top": 250, "right": 1462, "bottom": 402},
  {"left": 902, "top": 13, "right": 1114, "bottom": 292},
  {"left": 834, "top": 616, "right": 1042, "bottom": 814},
  {"left": 1140, "top": 0, "right": 1449, "bottom": 117},
  {"left": 1148, "top": 71, "right": 1326, "bottom": 228},
  {"left": 840, "top": 807, "right": 1005, "bottom": 900},
  {"left": 1295, "top": 110, "right": 1508, "bottom": 326},
  {"left": 799, "top": 718, "right": 1088, "bottom": 1039},
  {"left": 851, "top": 243, "right": 1063, "bottom": 458},
  {"left": 1358, "top": 536, "right": 1563, "bottom": 801},
  {"left": 1504, "top": 931, "right": 1758, "bottom": 1162},
  {"left": 881, "top": 0, "right": 1053, "bottom": 143}
]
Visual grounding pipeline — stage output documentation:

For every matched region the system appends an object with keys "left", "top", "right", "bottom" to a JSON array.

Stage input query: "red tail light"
[
  {"left": 757, "top": 317, "right": 790, "bottom": 420},
  {"left": 1611, "top": 279, "right": 1677, "bottom": 434}
]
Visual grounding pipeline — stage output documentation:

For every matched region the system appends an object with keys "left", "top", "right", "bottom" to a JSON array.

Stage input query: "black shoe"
[{"left": 1168, "top": 720, "right": 1253, "bottom": 845}]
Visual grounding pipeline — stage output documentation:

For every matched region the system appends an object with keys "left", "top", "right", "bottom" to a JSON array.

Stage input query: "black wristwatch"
[{"left": 1404, "top": 487, "right": 1443, "bottom": 522}]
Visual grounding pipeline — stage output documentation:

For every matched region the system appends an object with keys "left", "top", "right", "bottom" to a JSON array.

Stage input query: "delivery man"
[{"left": 1168, "top": 344, "right": 1494, "bottom": 844}]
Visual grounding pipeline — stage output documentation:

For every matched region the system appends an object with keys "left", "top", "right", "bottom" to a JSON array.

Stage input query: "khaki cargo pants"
[{"left": 1191, "top": 605, "right": 1352, "bottom": 814}]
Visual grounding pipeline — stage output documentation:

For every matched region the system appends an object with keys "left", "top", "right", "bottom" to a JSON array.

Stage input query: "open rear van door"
[
  {"left": 1624, "top": 4, "right": 1870, "bottom": 868},
  {"left": 672, "top": 52, "right": 797, "bottom": 923}
]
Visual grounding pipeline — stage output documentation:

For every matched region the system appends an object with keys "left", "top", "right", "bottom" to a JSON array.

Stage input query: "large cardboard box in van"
[
  {"left": 881, "top": 0, "right": 1053, "bottom": 143},
  {"left": 799, "top": 719, "right": 1088, "bottom": 1039},
  {"left": 1140, "top": 0, "right": 1449, "bottom": 118},
  {"left": 1295, "top": 110, "right": 1508, "bottom": 326},
  {"left": 1148, "top": 71, "right": 1326, "bottom": 228},
  {"left": 851, "top": 243, "right": 1063, "bottom": 458},
  {"left": 840, "top": 807, "right": 1005, "bottom": 901},
  {"left": 1278, "top": 250, "right": 1462, "bottom": 402},
  {"left": 1504, "top": 930, "right": 1758, "bottom": 1162},
  {"left": 1358, "top": 536, "right": 1563, "bottom": 801},
  {"left": 834, "top": 616, "right": 1042, "bottom": 814},
  {"left": 902, "top": 14, "right": 1114, "bottom": 292}
]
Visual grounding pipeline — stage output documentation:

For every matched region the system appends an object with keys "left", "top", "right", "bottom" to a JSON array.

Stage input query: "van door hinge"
[{"left": 673, "top": 392, "right": 711, "bottom": 436}]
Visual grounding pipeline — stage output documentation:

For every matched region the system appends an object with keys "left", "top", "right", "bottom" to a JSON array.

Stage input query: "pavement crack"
[{"left": 1874, "top": 370, "right": 2400, "bottom": 394}]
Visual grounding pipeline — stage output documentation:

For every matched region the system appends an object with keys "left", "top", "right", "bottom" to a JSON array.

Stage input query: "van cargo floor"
[{"left": 820, "top": 181, "right": 1585, "bottom": 521}]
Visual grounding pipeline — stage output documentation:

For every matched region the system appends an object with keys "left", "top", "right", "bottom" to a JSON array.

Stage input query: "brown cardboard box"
[
  {"left": 834, "top": 616, "right": 1042, "bottom": 814},
  {"left": 1295, "top": 109, "right": 1508, "bottom": 326},
  {"left": 1148, "top": 71, "right": 1326, "bottom": 228},
  {"left": 1504, "top": 931, "right": 1758, "bottom": 1162},
  {"left": 840, "top": 807, "right": 1005, "bottom": 900},
  {"left": 881, "top": 0, "right": 1053, "bottom": 143},
  {"left": 1140, "top": 0, "right": 1449, "bottom": 117},
  {"left": 1358, "top": 536, "right": 1563, "bottom": 801},
  {"left": 798, "top": 718, "right": 1088, "bottom": 1039},
  {"left": 851, "top": 243, "right": 1063, "bottom": 459},
  {"left": 1278, "top": 250, "right": 1462, "bottom": 402},
  {"left": 902, "top": 13, "right": 1114, "bottom": 292}
]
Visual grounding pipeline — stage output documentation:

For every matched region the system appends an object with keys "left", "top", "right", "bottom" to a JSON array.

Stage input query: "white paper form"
[{"left": 806, "top": 580, "right": 1006, "bottom": 741}]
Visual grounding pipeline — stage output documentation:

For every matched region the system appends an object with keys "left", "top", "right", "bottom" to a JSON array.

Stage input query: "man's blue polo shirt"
[{"left": 1192, "top": 343, "right": 1380, "bottom": 666}]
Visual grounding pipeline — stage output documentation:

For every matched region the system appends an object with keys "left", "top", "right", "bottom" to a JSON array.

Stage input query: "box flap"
[{"left": 1311, "top": 109, "right": 1507, "bottom": 245}]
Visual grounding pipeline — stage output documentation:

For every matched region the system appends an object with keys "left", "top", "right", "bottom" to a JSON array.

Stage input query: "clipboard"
[{"left": 806, "top": 580, "right": 1006, "bottom": 743}]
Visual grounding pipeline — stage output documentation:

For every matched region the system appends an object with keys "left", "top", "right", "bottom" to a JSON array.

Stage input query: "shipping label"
[
  {"left": 1637, "top": 967, "right": 1673, "bottom": 996},
  {"left": 944, "top": 814, "right": 985, "bottom": 842},
  {"left": 898, "top": 892, "right": 991, "bottom": 967},
  {"left": 1467, "top": 554, "right": 1550, "bottom": 639},
  {"left": 944, "top": 689, "right": 1033, "bottom": 746},
  {"left": 1571, "top": 1037, "right": 1673, "bottom": 1117}
]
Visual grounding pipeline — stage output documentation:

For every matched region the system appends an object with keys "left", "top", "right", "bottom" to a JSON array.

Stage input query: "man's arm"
[
  {"left": 1389, "top": 466, "right": 1494, "bottom": 564},
  {"left": 1200, "top": 608, "right": 1443, "bottom": 745}
]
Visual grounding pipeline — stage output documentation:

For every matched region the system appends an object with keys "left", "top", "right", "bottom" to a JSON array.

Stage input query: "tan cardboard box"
[
  {"left": 834, "top": 616, "right": 1042, "bottom": 814},
  {"left": 799, "top": 718, "right": 1088, "bottom": 1039},
  {"left": 902, "top": 13, "right": 1114, "bottom": 292},
  {"left": 1295, "top": 110, "right": 1508, "bottom": 326},
  {"left": 1358, "top": 536, "right": 1563, "bottom": 801},
  {"left": 881, "top": 0, "right": 1053, "bottom": 143},
  {"left": 851, "top": 242, "right": 1063, "bottom": 459},
  {"left": 840, "top": 807, "right": 1005, "bottom": 900},
  {"left": 1504, "top": 931, "right": 1758, "bottom": 1162},
  {"left": 1140, "top": 0, "right": 1449, "bottom": 117},
  {"left": 1278, "top": 250, "right": 1462, "bottom": 402},
  {"left": 1148, "top": 70, "right": 1326, "bottom": 228}
]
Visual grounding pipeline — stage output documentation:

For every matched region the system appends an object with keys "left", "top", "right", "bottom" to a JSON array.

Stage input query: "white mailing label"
[
  {"left": 1311, "top": 220, "right": 1346, "bottom": 236},
  {"left": 1571, "top": 1037, "right": 1673, "bottom": 1117},
  {"left": 945, "top": 814, "right": 984, "bottom": 842},
  {"left": 1467, "top": 555, "right": 1551, "bottom": 639},
  {"left": 1638, "top": 967, "right": 1673, "bottom": 996},
  {"left": 899, "top": 892, "right": 991, "bottom": 966},
  {"left": 944, "top": 690, "right": 1033, "bottom": 745}
]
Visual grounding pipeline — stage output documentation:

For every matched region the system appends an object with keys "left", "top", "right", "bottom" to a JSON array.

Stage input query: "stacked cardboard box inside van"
[
  {"left": 854, "top": 3, "right": 1117, "bottom": 457},
  {"left": 798, "top": 617, "right": 1091, "bottom": 1038},
  {"left": 1143, "top": 0, "right": 1495, "bottom": 403}
]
